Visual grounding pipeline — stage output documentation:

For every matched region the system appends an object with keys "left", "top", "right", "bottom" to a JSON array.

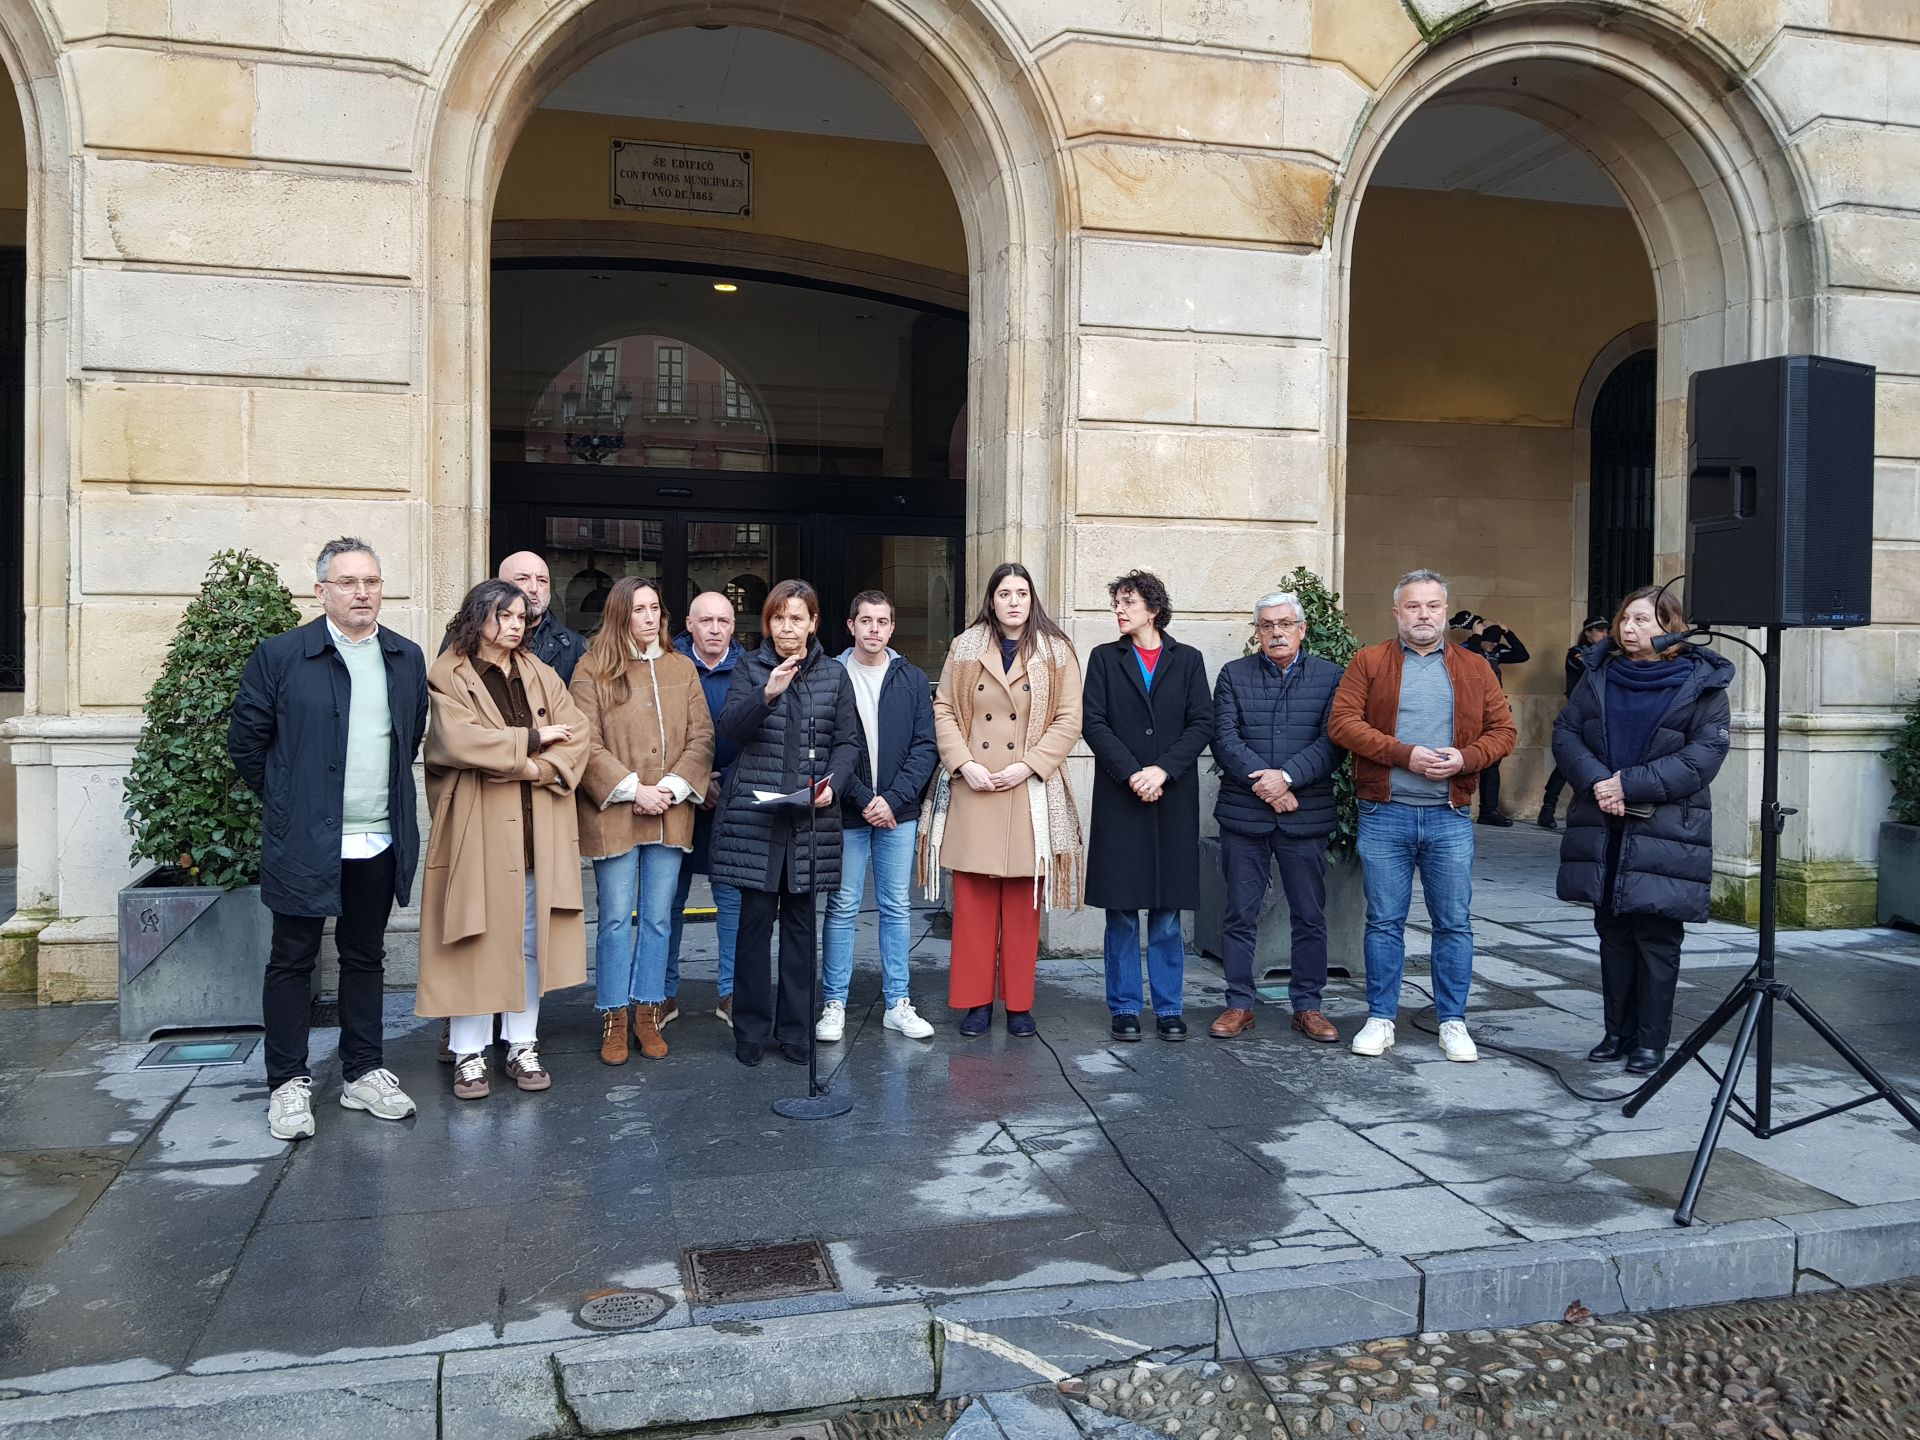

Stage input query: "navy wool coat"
[{"left": 1082, "top": 634, "right": 1213, "bottom": 911}]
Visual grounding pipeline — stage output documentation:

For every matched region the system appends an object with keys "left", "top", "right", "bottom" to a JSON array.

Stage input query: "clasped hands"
[
  {"left": 959, "top": 760, "right": 1033, "bottom": 793},
  {"left": 1406, "top": 745, "right": 1465, "bottom": 781},
  {"left": 1248, "top": 768, "right": 1298, "bottom": 814},
  {"left": 1592, "top": 771, "right": 1627, "bottom": 818}
]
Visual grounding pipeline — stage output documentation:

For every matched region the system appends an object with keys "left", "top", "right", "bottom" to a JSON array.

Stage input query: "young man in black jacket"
[
  {"left": 1537, "top": 615, "right": 1611, "bottom": 830},
  {"left": 1208, "top": 590, "right": 1346, "bottom": 1042},
  {"left": 1451, "top": 611, "right": 1530, "bottom": 826},
  {"left": 816, "top": 590, "right": 940, "bottom": 1041}
]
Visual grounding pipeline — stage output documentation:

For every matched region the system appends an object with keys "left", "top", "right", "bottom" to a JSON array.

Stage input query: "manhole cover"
[
  {"left": 576, "top": 1288, "right": 671, "bottom": 1330},
  {"left": 684, "top": 1239, "right": 840, "bottom": 1305}
]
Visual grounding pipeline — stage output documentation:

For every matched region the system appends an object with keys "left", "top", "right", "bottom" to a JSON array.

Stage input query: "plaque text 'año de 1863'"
[{"left": 612, "top": 140, "right": 753, "bottom": 218}]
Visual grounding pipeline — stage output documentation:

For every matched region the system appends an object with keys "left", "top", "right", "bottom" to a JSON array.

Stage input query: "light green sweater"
[{"left": 335, "top": 630, "right": 392, "bottom": 835}]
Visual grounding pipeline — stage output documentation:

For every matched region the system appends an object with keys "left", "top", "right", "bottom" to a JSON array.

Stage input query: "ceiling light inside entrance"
[{"left": 712, "top": 282, "right": 739, "bottom": 293}]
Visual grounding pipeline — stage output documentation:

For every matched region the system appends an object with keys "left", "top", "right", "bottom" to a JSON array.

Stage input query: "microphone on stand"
[{"left": 1650, "top": 629, "right": 1702, "bottom": 653}]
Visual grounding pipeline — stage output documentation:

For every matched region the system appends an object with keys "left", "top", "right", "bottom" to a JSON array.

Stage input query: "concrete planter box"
[
  {"left": 1193, "top": 835, "right": 1365, "bottom": 982},
  {"left": 117, "top": 871, "right": 291, "bottom": 1041},
  {"left": 1878, "top": 821, "right": 1920, "bottom": 930}
]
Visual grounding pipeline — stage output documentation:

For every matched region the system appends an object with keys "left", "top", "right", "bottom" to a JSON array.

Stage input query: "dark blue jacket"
[
  {"left": 834, "top": 647, "right": 938, "bottom": 829},
  {"left": 1211, "top": 650, "right": 1345, "bottom": 840},
  {"left": 226, "top": 617, "right": 428, "bottom": 916},
  {"left": 525, "top": 612, "right": 586, "bottom": 684},
  {"left": 674, "top": 632, "right": 745, "bottom": 873},
  {"left": 1553, "top": 642, "right": 1734, "bottom": 922}
]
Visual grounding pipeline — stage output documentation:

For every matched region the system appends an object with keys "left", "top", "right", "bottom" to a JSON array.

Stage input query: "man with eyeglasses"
[
  {"left": 229, "top": 537, "right": 429, "bottom": 1141},
  {"left": 1208, "top": 590, "right": 1347, "bottom": 1042}
]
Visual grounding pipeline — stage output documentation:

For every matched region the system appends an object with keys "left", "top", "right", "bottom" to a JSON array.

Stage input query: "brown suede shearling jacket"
[{"left": 1328, "top": 639, "right": 1516, "bottom": 808}]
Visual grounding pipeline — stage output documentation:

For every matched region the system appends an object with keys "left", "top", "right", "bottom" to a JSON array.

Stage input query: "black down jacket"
[
  {"left": 1082, "top": 634, "right": 1214, "bottom": 911},
  {"left": 1211, "top": 651, "right": 1345, "bottom": 841},
  {"left": 709, "top": 639, "right": 860, "bottom": 895},
  {"left": 1552, "top": 643, "right": 1735, "bottom": 922},
  {"left": 227, "top": 618, "right": 428, "bottom": 916}
]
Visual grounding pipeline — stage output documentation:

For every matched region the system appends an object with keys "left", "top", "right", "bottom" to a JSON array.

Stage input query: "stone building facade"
[{"left": 1, "top": 0, "right": 1915, "bottom": 1000}]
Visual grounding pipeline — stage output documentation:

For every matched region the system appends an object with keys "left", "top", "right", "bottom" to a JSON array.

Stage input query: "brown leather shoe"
[
  {"left": 659, "top": 999, "right": 681, "bottom": 1028},
  {"left": 451, "top": 1052, "right": 489, "bottom": 1101},
  {"left": 437, "top": 1019, "right": 453, "bottom": 1064},
  {"left": 715, "top": 995, "right": 733, "bottom": 1027},
  {"left": 600, "top": 1006, "right": 630, "bottom": 1065},
  {"left": 632, "top": 1002, "right": 669, "bottom": 1060},
  {"left": 506, "top": 1043, "right": 552, "bottom": 1092},
  {"left": 1209, "top": 1007, "right": 1256, "bottom": 1039},
  {"left": 1292, "top": 1010, "right": 1340, "bottom": 1044}
]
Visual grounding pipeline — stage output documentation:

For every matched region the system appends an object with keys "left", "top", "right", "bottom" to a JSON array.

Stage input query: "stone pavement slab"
[{"left": 0, "top": 826, "right": 1915, "bottom": 1433}]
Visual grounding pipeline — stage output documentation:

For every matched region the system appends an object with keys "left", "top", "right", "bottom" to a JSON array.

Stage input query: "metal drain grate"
[
  {"left": 576, "top": 1288, "right": 671, "bottom": 1331},
  {"left": 683, "top": 1239, "right": 840, "bottom": 1305}
]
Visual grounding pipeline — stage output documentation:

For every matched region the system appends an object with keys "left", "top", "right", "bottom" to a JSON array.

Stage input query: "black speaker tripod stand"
[{"left": 1622, "top": 622, "right": 1920, "bottom": 1225}]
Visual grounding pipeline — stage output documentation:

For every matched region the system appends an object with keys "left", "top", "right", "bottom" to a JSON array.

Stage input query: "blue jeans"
[
  {"left": 593, "top": 843, "right": 683, "bottom": 1010},
  {"left": 1356, "top": 799, "right": 1475, "bottom": 1022},
  {"left": 1103, "top": 908, "right": 1185, "bottom": 1017},
  {"left": 667, "top": 866, "right": 739, "bottom": 999},
  {"left": 822, "top": 819, "right": 918, "bottom": 1006}
]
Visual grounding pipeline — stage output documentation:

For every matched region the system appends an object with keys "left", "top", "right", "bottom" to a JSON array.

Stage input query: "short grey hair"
[
  {"left": 1253, "top": 590, "right": 1305, "bottom": 624},
  {"left": 315, "top": 536, "right": 380, "bottom": 582},
  {"left": 1392, "top": 568, "right": 1449, "bottom": 604}
]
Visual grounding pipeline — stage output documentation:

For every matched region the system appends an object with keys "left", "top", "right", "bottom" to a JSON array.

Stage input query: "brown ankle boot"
[
  {"left": 600, "top": 1006, "right": 630, "bottom": 1065},
  {"left": 632, "top": 1002, "right": 669, "bottom": 1060}
]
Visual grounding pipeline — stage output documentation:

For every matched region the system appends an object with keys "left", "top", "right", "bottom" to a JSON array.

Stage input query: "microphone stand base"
[{"left": 773, "top": 1092, "right": 854, "bottom": 1120}]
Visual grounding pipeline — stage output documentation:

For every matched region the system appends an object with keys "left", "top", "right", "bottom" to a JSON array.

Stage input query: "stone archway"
[
  {"left": 1328, "top": 8, "right": 1818, "bottom": 918},
  {"left": 418, "top": 0, "right": 1068, "bottom": 625}
]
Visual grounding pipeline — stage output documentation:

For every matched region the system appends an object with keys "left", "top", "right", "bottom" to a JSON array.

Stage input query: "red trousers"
[{"left": 949, "top": 871, "right": 1041, "bottom": 1009}]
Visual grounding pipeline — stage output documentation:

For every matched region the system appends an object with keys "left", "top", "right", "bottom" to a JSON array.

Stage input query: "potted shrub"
[
  {"left": 118, "top": 551, "right": 300, "bottom": 1039},
  {"left": 1194, "top": 567, "right": 1367, "bottom": 978},
  {"left": 1878, "top": 689, "right": 1920, "bottom": 930}
]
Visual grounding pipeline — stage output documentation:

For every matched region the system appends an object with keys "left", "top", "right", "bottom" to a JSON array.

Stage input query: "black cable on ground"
[
  {"left": 1399, "top": 977, "right": 1644, "bottom": 1104},
  {"left": 1032, "top": 1027, "right": 1290, "bottom": 1415}
]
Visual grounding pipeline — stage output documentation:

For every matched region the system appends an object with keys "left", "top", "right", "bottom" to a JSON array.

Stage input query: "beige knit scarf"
[{"left": 917, "top": 624, "right": 1084, "bottom": 912}]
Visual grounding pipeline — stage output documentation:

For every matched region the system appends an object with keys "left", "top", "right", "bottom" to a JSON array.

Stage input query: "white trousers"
[{"left": 449, "top": 875, "right": 540, "bottom": 1056}]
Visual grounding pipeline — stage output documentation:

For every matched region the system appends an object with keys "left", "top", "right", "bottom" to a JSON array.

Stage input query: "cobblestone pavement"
[{"left": 949, "top": 1280, "right": 1920, "bottom": 1440}]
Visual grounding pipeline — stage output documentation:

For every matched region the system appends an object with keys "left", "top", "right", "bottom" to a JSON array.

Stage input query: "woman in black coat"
[
  {"left": 1082, "top": 571, "right": 1214, "bottom": 1041},
  {"left": 710, "top": 580, "right": 859, "bottom": 1067},
  {"left": 1553, "top": 584, "right": 1734, "bottom": 1074}
]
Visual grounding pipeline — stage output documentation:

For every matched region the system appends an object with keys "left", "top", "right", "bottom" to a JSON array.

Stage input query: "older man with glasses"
[{"left": 1207, "top": 590, "right": 1347, "bottom": 1042}]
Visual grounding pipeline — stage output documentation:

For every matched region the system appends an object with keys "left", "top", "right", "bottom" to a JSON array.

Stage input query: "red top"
[{"left": 1133, "top": 642, "right": 1162, "bottom": 675}]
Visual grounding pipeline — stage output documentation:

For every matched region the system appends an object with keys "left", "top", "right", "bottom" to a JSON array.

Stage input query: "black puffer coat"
[
  {"left": 1212, "top": 651, "right": 1345, "bottom": 841},
  {"left": 1552, "top": 643, "right": 1735, "bottom": 921},
  {"left": 710, "top": 639, "right": 859, "bottom": 895}
]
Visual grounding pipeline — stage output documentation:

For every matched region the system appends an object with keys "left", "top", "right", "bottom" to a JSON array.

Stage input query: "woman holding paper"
[{"left": 709, "top": 579, "right": 860, "bottom": 1066}]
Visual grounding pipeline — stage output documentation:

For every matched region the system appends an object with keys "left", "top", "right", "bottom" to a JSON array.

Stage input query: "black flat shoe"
[
  {"left": 1625, "top": 1047, "right": 1664, "bottom": 1075},
  {"left": 1006, "top": 1010, "right": 1037, "bottom": 1038},
  {"left": 959, "top": 1005, "right": 992, "bottom": 1038},
  {"left": 1536, "top": 811, "right": 1558, "bottom": 831},
  {"left": 1156, "top": 1015, "right": 1188, "bottom": 1041},
  {"left": 1110, "top": 1013, "right": 1142, "bottom": 1042},
  {"left": 1478, "top": 813, "right": 1514, "bottom": 828},
  {"left": 779, "top": 1042, "right": 809, "bottom": 1066},
  {"left": 1587, "top": 1034, "right": 1628, "bottom": 1063},
  {"left": 734, "top": 1043, "right": 764, "bottom": 1067}
]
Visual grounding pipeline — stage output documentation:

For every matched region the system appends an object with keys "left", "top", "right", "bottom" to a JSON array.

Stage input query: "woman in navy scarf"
[{"left": 1551, "top": 585, "right": 1735, "bottom": 1074}]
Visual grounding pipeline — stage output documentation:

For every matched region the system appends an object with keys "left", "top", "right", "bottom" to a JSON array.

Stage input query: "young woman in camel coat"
[
  {"left": 921, "top": 562, "right": 1083, "bottom": 1039},
  {"left": 419, "top": 579, "right": 590, "bottom": 1101}
]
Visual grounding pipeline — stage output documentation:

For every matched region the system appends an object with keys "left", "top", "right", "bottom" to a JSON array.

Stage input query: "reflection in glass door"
[
  {"left": 684, "top": 517, "right": 797, "bottom": 651},
  {"left": 544, "top": 514, "right": 664, "bottom": 636},
  {"left": 841, "top": 531, "right": 961, "bottom": 679}
]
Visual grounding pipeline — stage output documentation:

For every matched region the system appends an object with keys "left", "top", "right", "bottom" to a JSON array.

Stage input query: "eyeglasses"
[
  {"left": 322, "top": 578, "right": 384, "bottom": 595},
  {"left": 1255, "top": 619, "right": 1303, "bottom": 634}
]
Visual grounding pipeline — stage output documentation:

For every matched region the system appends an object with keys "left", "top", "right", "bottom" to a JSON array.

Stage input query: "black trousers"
[
  {"left": 1540, "top": 767, "right": 1569, "bottom": 817},
  {"left": 735, "top": 877, "right": 816, "bottom": 1050},
  {"left": 1594, "top": 834, "right": 1684, "bottom": 1050},
  {"left": 264, "top": 848, "right": 396, "bottom": 1088},
  {"left": 1219, "top": 829, "right": 1328, "bottom": 1012},
  {"left": 1478, "top": 761, "right": 1503, "bottom": 818}
]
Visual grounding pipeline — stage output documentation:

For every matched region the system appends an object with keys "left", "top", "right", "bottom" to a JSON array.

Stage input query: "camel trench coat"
[
  {"left": 417, "top": 648, "right": 591, "bottom": 1018},
  {"left": 570, "top": 648, "right": 715, "bottom": 859},
  {"left": 931, "top": 640, "right": 1082, "bottom": 878}
]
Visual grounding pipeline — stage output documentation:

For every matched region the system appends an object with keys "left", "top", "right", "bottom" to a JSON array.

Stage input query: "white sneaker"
[
  {"left": 815, "top": 1000, "right": 846, "bottom": 1043},
  {"left": 884, "top": 999, "right": 935, "bottom": 1040},
  {"left": 267, "top": 1076, "right": 316, "bottom": 1140},
  {"left": 1350, "top": 1017, "right": 1397, "bottom": 1057},
  {"left": 1438, "top": 1020, "right": 1479, "bottom": 1063},
  {"left": 340, "top": 1067, "right": 417, "bottom": 1121}
]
